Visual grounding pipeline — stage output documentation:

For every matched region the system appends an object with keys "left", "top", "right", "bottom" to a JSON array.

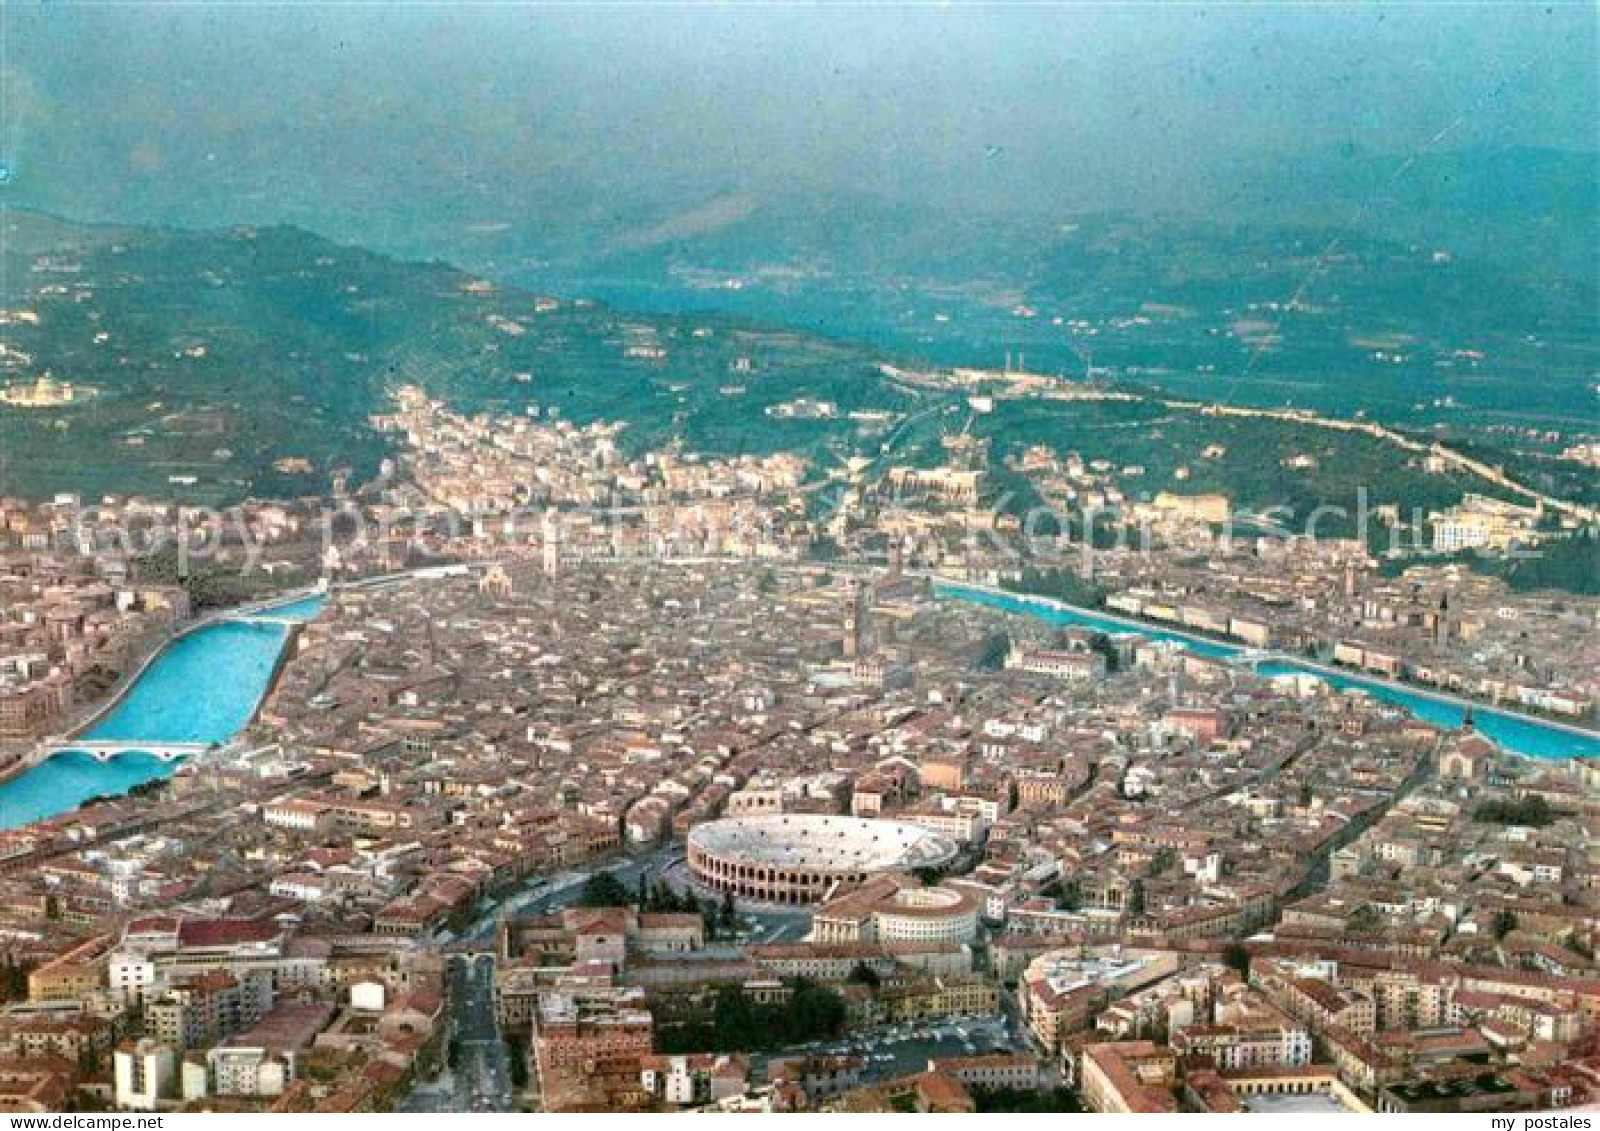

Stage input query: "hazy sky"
[{"left": 3, "top": 4, "right": 1595, "bottom": 252}]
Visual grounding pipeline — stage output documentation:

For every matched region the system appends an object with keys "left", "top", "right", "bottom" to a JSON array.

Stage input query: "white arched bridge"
[
  {"left": 1226, "top": 649, "right": 1282, "bottom": 669},
  {"left": 47, "top": 741, "right": 212, "bottom": 764}
]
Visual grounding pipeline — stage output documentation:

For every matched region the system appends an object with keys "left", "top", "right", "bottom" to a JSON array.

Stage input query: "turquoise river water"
[
  {"left": 938, "top": 583, "right": 1599, "bottom": 762},
  {"left": 3, "top": 581, "right": 1592, "bottom": 833},
  {"left": 0, "top": 594, "right": 328, "bottom": 830}
]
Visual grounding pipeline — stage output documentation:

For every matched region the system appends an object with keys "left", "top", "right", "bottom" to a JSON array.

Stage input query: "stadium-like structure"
[{"left": 686, "top": 814, "right": 959, "bottom": 905}]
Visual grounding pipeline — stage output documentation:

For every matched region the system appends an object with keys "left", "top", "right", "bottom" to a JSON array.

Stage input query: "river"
[
  {"left": 3, "top": 577, "right": 1588, "bottom": 832},
  {"left": 0, "top": 593, "right": 328, "bottom": 830},
  {"left": 936, "top": 582, "right": 1600, "bottom": 761}
]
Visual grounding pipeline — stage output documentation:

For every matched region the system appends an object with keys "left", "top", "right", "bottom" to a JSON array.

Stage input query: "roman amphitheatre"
[{"left": 687, "top": 814, "right": 959, "bottom": 906}]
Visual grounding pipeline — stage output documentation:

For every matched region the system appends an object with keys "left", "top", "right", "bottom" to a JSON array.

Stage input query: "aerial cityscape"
[{"left": 0, "top": 3, "right": 1596, "bottom": 1119}]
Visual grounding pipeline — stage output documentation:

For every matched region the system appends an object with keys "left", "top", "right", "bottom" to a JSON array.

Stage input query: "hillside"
[
  {"left": 0, "top": 210, "right": 904, "bottom": 503},
  {"left": 500, "top": 192, "right": 1597, "bottom": 432},
  {"left": 0, "top": 210, "right": 1588, "bottom": 573}
]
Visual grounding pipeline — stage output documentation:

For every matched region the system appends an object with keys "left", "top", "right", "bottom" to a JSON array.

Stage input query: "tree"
[
  {"left": 1473, "top": 796, "right": 1554, "bottom": 827},
  {"left": 784, "top": 979, "right": 847, "bottom": 1045},
  {"left": 977, "top": 631, "right": 1011, "bottom": 671},
  {"left": 502, "top": 1040, "right": 527, "bottom": 1088},
  {"left": 1088, "top": 632, "right": 1121, "bottom": 673},
  {"left": 1493, "top": 909, "right": 1518, "bottom": 941},
  {"left": 1125, "top": 878, "right": 1146, "bottom": 917},
  {"left": 662, "top": 979, "right": 850, "bottom": 1054},
  {"left": 1221, "top": 942, "right": 1250, "bottom": 975},
  {"left": 711, "top": 984, "right": 755, "bottom": 1047},
  {"left": 578, "top": 871, "right": 632, "bottom": 908},
  {"left": 847, "top": 962, "right": 881, "bottom": 989},
  {"left": 719, "top": 892, "right": 739, "bottom": 932},
  {"left": 1347, "top": 904, "right": 1381, "bottom": 932},
  {"left": 0, "top": 955, "right": 27, "bottom": 1003},
  {"left": 1008, "top": 567, "right": 1106, "bottom": 610}
]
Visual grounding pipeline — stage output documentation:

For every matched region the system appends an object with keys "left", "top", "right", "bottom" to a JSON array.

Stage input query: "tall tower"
[
  {"left": 541, "top": 512, "right": 561, "bottom": 578},
  {"left": 843, "top": 581, "right": 860, "bottom": 658},
  {"left": 843, "top": 580, "right": 871, "bottom": 659}
]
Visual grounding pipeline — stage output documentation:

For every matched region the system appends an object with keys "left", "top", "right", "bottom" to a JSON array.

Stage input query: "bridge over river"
[
  {"left": 0, "top": 591, "right": 330, "bottom": 829},
  {"left": 50, "top": 741, "right": 213, "bottom": 764},
  {"left": 934, "top": 579, "right": 1600, "bottom": 761},
  {"left": 223, "top": 615, "right": 306, "bottom": 628}
]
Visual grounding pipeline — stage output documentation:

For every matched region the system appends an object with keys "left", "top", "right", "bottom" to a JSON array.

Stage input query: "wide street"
[
  {"left": 403, "top": 955, "right": 514, "bottom": 1112},
  {"left": 406, "top": 846, "right": 685, "bottom": 1110}
]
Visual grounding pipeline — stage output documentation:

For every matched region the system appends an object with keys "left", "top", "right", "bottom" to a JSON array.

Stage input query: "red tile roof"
[{"left": 177, "top": 919, "right": 281, "bottom": 949}]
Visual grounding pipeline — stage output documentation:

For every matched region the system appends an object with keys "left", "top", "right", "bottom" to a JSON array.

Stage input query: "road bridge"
[{"left": 50, "top": 741, "right": 211, "bottom": 763}]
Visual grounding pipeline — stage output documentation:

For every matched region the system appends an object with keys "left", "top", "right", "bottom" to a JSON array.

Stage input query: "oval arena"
[{"left": 686, "top": 814, "right": 960, "bottom": 905}]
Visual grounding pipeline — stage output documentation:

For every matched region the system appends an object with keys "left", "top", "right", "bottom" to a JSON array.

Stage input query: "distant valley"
[{"left": 0, "top": 207, "right": 1594, "bottom": 594}]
